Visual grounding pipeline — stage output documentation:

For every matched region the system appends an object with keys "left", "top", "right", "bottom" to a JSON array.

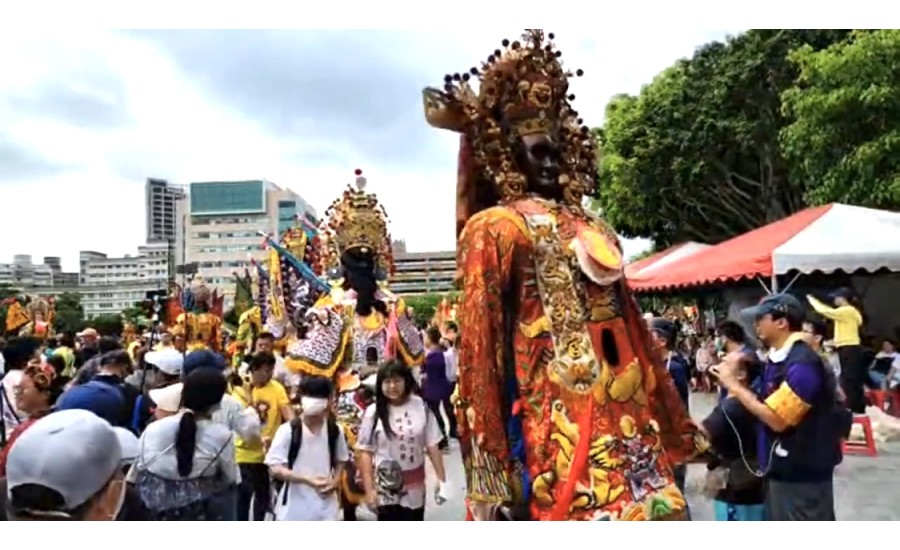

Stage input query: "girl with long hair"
[
  {"left": 356, "top": 360, "right": 449, "bottom": 521},
  {"left": 129, "top": 367, "right": 237, "bottom": 520}
]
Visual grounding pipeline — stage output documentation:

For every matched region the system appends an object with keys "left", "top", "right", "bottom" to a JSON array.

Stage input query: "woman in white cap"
[{"left": 5, "top": 409, "right": 131, "bottom": 521}]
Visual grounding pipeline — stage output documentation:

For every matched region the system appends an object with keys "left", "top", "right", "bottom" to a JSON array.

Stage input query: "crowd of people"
[
  {"left": 0, "top": 319, "right": 459, "bottom": 522},
  {"left": 645, "top": 288, "right": 897, "bottom": 521},
  {"left": 0, "top": 28, "right": 892, "bottom": 523},
  {"left": 0, "top": 284, "right": 879, "bottom": 522}
]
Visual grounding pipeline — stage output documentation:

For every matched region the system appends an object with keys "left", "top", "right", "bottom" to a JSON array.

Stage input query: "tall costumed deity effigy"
[
  {"left": 423, "top": 29, "right": 709, "bottom": 521},
  {"left": 167, "top": 277, "right": 224, "bottom": 352},
  {"left": 285, "top": 169, "right": 425, "bottom": 513}
]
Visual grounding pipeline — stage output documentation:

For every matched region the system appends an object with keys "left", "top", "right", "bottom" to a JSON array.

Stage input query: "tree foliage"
[
  {"left": 53, "top": 292, "right": 86, "bottom": 334},
  {"left": 780, "top": 30, "right": 900, "bottom": 208},
  {"left": 91, "top": 314, "right": 124, "bottom": 336},
  {"left": 598, "top": 30, "right": 851, "bottom": 247},
  {"left": 403, "top": 293, "right": 446, "bottom": 328}
]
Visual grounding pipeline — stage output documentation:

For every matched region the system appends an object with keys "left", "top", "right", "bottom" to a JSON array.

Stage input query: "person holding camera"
[{"left": 714, "top": 294, "right": 849, "bottom": 521}]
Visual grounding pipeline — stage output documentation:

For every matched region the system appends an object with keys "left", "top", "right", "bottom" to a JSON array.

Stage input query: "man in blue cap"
[{"left": 714, "top": 293, "right": 850, "bottom": 521}]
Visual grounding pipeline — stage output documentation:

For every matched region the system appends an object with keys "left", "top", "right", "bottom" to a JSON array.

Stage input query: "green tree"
[
  {"left": 91, "top": 314, "right": 124, "bottom": 336},
  {"left": 54, "top": 292, "right": 86, "bottom": 334},
  {"left": 121, "top": 304, "right": 149, "bottom": 328},
  {"left": 598, "top": 30, "right": 850, "bottom": 247},
  {"left": 780, "top": 30, "right": 900, "bottom": 208},
  {"left": 403, "top": 294, "right": 443, "bottom": 327}
]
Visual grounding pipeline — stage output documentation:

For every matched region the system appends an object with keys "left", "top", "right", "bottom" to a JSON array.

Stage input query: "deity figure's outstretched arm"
[
  {"left": 284, "top": 296, "right": 352, "bottom": 379},
  {"left": 391, "top": 298, "right": 425, "bottom": 367},
  {"left": 456, "top": 209, "right": 523, "bottom": 511},
  {"left": 621, "top": 293, "right": 710, "bottom": 463}
]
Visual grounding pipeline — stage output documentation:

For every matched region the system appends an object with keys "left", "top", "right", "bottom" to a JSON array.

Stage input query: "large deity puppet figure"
[
  {"left": 169, "top": 277, "right": 224, "bottom": 352},
  {"left": 285, "top": 169, "right": 425, "bottom": 515},
  {"left": 423, "top": 30, "right": 709, "bottom": 521},
  {"left": 17, "top": 297, "right": 55, "bottom": 340}
]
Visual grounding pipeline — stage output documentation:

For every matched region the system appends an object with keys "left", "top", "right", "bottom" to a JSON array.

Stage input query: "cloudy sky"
[{"left": 0, "top": 28, "right": 739, "bottom": 272}]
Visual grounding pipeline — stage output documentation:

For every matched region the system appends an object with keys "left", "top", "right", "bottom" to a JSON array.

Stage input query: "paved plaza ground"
[{"left": 420, "top": 393, "right": 900, "bottom": 521}]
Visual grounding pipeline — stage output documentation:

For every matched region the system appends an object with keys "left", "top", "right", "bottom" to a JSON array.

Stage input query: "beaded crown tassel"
[
  {"left": 319, "top": 169, "right": 394, "bottom": 277},
  {"left": 422, "top": 29, "right": 599, "bottom": 209}
]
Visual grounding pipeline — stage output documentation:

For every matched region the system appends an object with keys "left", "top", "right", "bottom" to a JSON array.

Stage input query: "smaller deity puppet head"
[{"left": 319, "top": 169, "right": 393, "bottom": 317}]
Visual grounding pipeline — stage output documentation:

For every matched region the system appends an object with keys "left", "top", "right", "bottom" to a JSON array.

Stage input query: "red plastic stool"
[
  {"left": 866, "top": 389, "right": 899, "bottom": 417},
  {"left": 842, "top": 415, "right": 878, "bottom": 457}
]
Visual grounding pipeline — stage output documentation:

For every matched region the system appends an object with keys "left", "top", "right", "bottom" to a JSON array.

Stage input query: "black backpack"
[{"left": 276, "top": 417, "right": 341, "bottom": 505}]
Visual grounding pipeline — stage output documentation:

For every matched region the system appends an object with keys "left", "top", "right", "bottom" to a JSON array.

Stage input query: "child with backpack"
[{"left": 265, "top": 376, "right": 349, "bottom": 521}]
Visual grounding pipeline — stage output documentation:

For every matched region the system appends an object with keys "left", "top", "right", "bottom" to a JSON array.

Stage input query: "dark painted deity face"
[
  {"left": 518, "top": 133, "right": 562, "bottom": 200},
  {"left": 340, "top": 249, "right": 380, "bottom": 316}
]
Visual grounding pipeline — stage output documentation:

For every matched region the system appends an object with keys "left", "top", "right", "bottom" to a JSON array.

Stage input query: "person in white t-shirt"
[
  {"left": 266, "top": 376, "right": 349, "bottom": 521},
  {"left": 357, "top": 360, "right": 449, "bottom": 521}
]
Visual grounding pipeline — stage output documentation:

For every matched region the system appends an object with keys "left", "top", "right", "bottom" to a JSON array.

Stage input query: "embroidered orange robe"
[{"left": 457, "top": 198, "right": 708, "bottom": 521}]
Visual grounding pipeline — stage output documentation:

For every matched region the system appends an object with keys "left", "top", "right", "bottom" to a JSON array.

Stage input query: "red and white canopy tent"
[
  {"left": 627, "top": 204, "right": 900, "bottom": 294},
  {"left": 624, "top": 241, "right": 712, "bottom": 280}
]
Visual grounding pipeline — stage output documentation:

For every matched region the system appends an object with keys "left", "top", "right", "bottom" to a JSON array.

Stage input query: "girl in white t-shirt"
[{"left": 357, "top": 360, "right": 448, "bottom": 521}]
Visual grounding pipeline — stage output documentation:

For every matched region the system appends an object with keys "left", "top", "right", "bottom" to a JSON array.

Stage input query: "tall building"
[
  {"left": 389, "top": 250, "right": 456, "bottom": 296},
  {"left": 183, "top": 180, "right": 316, "bottom": 307},
  {"left": 146, "top": 178, "right": 186, "bottom": 280},
  {"left": 145, "top": 178, "right": 185, "bottom": 243}
]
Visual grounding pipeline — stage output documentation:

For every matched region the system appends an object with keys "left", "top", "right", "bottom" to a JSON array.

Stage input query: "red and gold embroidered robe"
[{"left": 456, "top": 198, "right": 708, "bottom": 521}]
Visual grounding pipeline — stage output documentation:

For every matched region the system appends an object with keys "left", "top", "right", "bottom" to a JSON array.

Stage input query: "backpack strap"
[
  {"left": 326, "top": 417, "right": 339, "bottom": 470},
  {"left": 131, "top": 395, "right": 144, "bottom": 435},
  {"left": 286, "top": 418, "right": 304, "bottom": 470},
  {"left": 280, "top": 419, "right": 304, "bottom": 507}
]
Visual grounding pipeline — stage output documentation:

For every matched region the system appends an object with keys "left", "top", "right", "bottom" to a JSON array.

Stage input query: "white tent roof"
[{"left": 773, "top": 204, "right": 900, "bottom": 275}]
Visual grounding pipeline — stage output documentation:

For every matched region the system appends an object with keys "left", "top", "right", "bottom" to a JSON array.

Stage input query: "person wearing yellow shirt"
[
  {"left": 51, "top": 333, "right": 77, "bottom": 379},
  {"left": 807, "top": 288, "right": 865, "bottom": 413},
  {"left": 232, "top": 351, "right": 294, "bottom": 521}
]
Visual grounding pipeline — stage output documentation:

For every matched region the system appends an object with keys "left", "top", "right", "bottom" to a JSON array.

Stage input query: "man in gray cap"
[{"left": 4, "top": 410, "right": 129, "bottom": 521}]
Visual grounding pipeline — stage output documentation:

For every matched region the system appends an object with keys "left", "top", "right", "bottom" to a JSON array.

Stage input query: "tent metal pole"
[{"left": 770, "top": 273, "right": 779, "bottom": 294}]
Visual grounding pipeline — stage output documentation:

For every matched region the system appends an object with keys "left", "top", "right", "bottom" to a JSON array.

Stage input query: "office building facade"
[
  {"left": 183, "top": 180, "right": 316, "bottom": 307},
  {"left": 389, "top": 250, "right": 456, "bottom": 296}
]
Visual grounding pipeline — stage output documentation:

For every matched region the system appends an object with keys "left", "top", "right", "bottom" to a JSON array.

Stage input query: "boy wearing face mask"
[{"left": 265, "top": 376, "right": 349, "bottom": 521}]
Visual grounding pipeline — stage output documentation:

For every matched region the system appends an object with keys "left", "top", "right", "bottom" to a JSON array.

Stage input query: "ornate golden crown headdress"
[
  {"left": 423, "top": 29, "right": 598, "bottom": 210},
  {"left": 319, "top": 169, "right": 393, "bottom": 275}
]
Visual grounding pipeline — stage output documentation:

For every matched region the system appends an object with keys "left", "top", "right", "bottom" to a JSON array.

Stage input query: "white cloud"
[{"left": 0, "top": 28, "right": 738, "bottom": 271}]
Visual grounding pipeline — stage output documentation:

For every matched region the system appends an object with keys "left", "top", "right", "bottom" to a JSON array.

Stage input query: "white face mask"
[{"left": 301, "top": 397, "right": 329, "bottom": 417}]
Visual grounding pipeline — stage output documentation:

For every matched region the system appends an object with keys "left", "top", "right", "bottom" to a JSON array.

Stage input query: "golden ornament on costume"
[
  {"left": 318, "top": 169, "right": 393, "bottom": 276},
  {"left": 423, "top": 29, "right": 598, "bottom": 211}
]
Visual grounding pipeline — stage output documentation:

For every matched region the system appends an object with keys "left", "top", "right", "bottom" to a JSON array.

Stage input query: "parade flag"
[{"left": 5, "top": 301, "right": 28, "bottom": 332}]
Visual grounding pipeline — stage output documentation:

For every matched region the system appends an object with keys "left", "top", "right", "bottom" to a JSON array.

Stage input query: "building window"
[{"left": 190, "top": 181, "right": 265, "bottom": 214}]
